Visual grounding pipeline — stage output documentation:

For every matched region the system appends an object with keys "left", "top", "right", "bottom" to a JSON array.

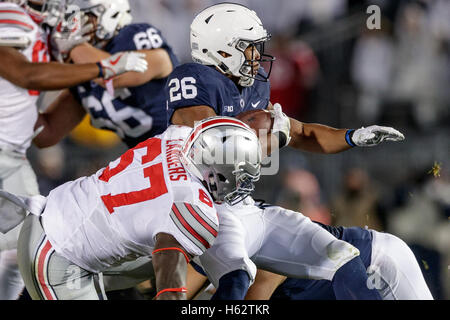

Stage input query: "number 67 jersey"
[{"left": 40, "top": 126, "right": 219, "bottom": 273}]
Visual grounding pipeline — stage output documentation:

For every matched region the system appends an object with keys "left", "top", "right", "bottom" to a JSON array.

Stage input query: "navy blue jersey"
[
  {"left": 272, "top": 225, "right": 373, "bottom": 300},
  {"left": 71, "top": 23, "right": 179, "bottom": 148},
  {"left": 166, "top": 63, "right": 270, "bottom": 124}
]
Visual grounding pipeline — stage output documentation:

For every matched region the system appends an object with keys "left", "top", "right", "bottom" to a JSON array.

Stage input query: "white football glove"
[
  {"left": 99, "top": 52, "right": 148, "bottom": 80},
  {"left": 350, "top": 125, "right": 405, "bottom": 147},
  {"left": 51, "top": 9, "right": 93, "bottom": 62},
  {"left": 270, "top": 103, "right": 291, "bottom": 148}
]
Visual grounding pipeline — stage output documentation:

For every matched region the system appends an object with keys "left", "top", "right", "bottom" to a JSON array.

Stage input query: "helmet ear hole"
[
  {"left": 217, "top": 50, "right": 232, "bottom": 58},
  {"left": 217, "top": 174, "right": 227, "bottom": 182}
]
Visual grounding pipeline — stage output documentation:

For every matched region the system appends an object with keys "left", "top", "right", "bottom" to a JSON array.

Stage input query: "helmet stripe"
[{"left": 182, "top": 118, "right": 251, "bottom": 154}]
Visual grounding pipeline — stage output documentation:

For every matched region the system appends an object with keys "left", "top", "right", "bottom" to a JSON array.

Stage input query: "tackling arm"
[
  {"left": 0, "top": 47, "right": 100, "bottom": 90},
  {"left": 0, "top": 46, "right": 147, "bottom": 91},
  {"left": 152, "top": 233, "right": 193, "bottom": 300},
  {"left": 33, "top": 89, "right": 86, "bottom": 148},
  {"left": 70, "top": 43, "right": 174, "bottom": 88}
]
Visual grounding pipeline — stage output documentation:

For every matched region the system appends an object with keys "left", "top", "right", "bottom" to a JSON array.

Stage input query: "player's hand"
[
  {"left": 270, "top": 103, "right": 291, "bottom": 148},
  {"left": 51, "top": 9, "right": 93, "bottom": 62},
  {"left": 99, "top": 52, "right": 148, "bottom": 80},
  {"left": 351, "top": 125, "right": 405, "bottom": 147}
]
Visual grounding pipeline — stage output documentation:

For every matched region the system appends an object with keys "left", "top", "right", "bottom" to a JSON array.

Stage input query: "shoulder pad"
[{"left": 0, "top": 6, "right": 35, "bottom": 32}]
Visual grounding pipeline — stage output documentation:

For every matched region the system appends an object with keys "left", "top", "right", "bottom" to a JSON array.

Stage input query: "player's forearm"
[
  {"left": 70, "top": 42, "right": 111, "bottom": 63},
  {"left": 289, "top": 120, "right": 352, "bottom": 154},
  {"left": 152, "top": 233, "right": 190, "bottom": 300},
  {"left": 33, "top": 115, "right": 60, "bottom": 148},
  {"left": 171, "top": 106, "right": 218, "bottom": 127},
  {"left": 21, "top": 62, "right": 100, "bottom": 90},
  {"left": 33, "top": 90, "right": 86, "bottom": 148},
  {"left": 153, "top": 252, "right": 188, "bottom": 300}
]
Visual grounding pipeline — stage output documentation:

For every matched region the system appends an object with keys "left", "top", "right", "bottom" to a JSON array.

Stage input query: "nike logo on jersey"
[
  {"left": 251, "top": 101, "right": 261, "bottom": 108},
  {"left": 109, "top": 54, "right": 123, "bottom": 66}
]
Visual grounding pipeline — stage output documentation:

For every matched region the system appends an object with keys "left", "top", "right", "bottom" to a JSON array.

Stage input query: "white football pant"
[{"left": 0, "top": 150, "right": 39, "bottom": 300}]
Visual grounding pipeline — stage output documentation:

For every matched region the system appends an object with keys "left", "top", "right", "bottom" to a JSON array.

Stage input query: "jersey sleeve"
[
  {"left": 107, "top": 23, "right": 170, "bottom": 53},
  {"left": 166, "top": 64, "right": 222, "bottom": 123},
  {"left": 0, "top": 5, "right": 35, "bottom": 40},
  {"left": 166, "top": 199, "right": 219, "bottom": 257}
]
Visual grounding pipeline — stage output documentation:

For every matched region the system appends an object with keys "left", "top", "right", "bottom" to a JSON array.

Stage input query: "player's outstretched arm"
[
  {"left": 70, "top": 43, "right": 173, "bottom": 88},
  {"left": 0, "top": 47, "right": 147, "bottom": 91},
  {"left": 268, "top": 103, "right": 405, "bottom": 154},
  {"left": 33, "top": 89, "right": 86, "bottom": 148},
  {"left": 152, "top": 233, "right": 193, "bottom": 300}
]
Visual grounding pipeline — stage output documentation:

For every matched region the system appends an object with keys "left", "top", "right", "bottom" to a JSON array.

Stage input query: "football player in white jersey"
[
  {"left": 0, "top": 118, "right": 262, "bottom": 300},
  {"left": 0, "top": 0, "right": 148, "bottom": 299},
  {"left": 32, "top": 0, "right": 181, "bottom": 150},
  {"left": 164, "top": 3, "right": 407, "bottom": 300},
  {"left": 184, "top": 225, "right": 433, "bottom": 300}
]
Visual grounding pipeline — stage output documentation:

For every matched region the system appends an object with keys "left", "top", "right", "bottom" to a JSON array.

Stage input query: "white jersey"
[
  {"left": 0, "top": 3, "right": 49, "bottom": 154},
  {"left": 41, "top": 126, "right": 219, "bottom": 273}
]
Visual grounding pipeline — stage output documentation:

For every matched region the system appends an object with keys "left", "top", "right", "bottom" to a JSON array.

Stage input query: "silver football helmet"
[{"left": 182, "top": 117, "right": 262, "bottom": 206}]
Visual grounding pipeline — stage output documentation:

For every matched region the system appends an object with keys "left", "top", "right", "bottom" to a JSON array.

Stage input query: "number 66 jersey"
[
  {"left": 70, "top": 23, "right": 179, "bottom": 148},
  {"left": 40, "top": 126, "right": 219, "bottom": 273}
]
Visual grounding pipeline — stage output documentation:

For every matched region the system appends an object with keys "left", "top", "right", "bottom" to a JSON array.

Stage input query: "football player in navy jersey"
[
  {"left": 33, "top": 0, "right": 180, "bottom": 149},
  {"left": 164, "top": 3, "right": 407, "bottom": 301}
]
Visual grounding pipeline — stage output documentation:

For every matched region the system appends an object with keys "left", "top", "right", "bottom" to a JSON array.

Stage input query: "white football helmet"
[
  {"left": 69, "top": 0, "right": 132, "bottom": 40},
  {"left": 182, "top": 117, "right": 262, "bottom": 206},
  {"left": 191, "top": 3, "right": 274, "bottom": 87}
]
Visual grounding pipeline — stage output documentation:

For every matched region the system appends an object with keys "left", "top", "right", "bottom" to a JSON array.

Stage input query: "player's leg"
[
  {"left": 369, "top": 230, "right": 433, "bottom": 300},
  {"left": 102, "top": 256, "right": 154, "bottom": 292},
  {"left": 249, "top": 205, "right": 381, "bottom": 299},
  {"left": 0, "top": 249, "right": 23, "bottom": 300},
  {"left": 17, "top": 215, "right": 105, "bottom": 300},
  {"left": 0, "top": 153, "right": 39, "bottom": 299}
]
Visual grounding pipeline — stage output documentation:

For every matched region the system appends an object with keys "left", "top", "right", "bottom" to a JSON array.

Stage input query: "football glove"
[
  {"left": 98, "top": 51, "right": 148, "bottom": 80},
  {"left": 270, "top": 103, "right": 291, "bottom": 148},
  {"left": 349, "top": 125, "right": 405, "bottom": 147}
]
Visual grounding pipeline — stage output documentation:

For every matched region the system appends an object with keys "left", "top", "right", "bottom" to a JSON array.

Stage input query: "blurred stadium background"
[{"left": 30, "top": 0, "right": 449, "bottom": 299}]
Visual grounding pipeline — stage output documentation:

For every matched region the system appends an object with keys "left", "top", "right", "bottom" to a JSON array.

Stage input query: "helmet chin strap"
[{"left": 238, "top": 76, "right": 254, "bottom": 87}]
